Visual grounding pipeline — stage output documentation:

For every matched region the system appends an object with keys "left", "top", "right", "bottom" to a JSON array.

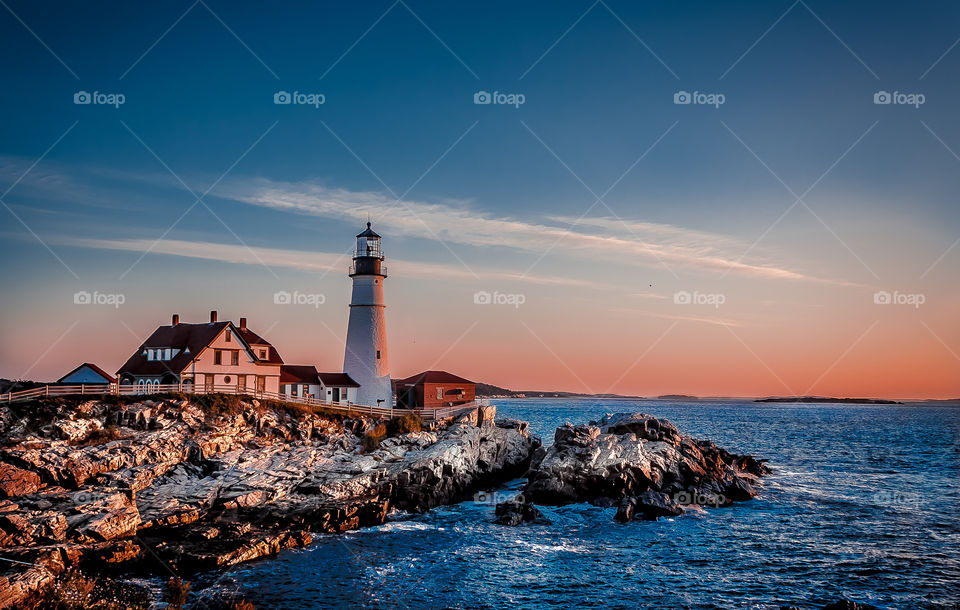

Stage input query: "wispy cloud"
[
  {"left": 2, "top": 156, "right": 857, "bottom": 286},
  {"left": 50, "top": 235, "right": 601, "bottom": 287},
  {"left": 608, "top": 306, "right": 745, "bottom": 328},
  {"left": 216, "top": 176, "right": 851, "bottom": 284}
]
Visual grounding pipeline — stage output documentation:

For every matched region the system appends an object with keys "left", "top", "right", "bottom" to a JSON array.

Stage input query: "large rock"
[
  {"left": 0, "top": 463, "right": 41, "bottom": 498},
  {"left": 521, "top": 412, "right": 769, "bottom": 521}
]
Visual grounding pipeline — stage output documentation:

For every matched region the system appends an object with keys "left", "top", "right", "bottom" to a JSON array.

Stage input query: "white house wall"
[
  {"left": 281, "top": 383, "right": 321, "bottom": 399},
  {"left": 182, "top": 326, "right": 281, "bottom": 393}
]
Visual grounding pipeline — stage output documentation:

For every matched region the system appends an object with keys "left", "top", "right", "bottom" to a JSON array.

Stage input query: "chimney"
[
  {"left": 239, "top": 317, "right": 247, "bottom": 331},
  {"left": 172, "top": 314, "right": 179, "bottom": 326},
  {"left": 210, "top": 310, "right": 217, "bottom": 323}
]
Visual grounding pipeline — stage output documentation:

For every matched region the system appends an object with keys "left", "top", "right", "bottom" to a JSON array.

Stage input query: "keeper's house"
[
  {"left": 116, "top": 311, "right": 283, "bottom": 394},
  {"left": 394, "top": 370, "right": 476, "bottom": 410},
  {"left": 279, "top": 365, "right": 359, "bottom": 405}
]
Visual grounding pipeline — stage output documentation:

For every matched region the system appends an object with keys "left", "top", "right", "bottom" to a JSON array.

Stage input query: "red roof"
[
  {"left": 238, "top": 328, "right": 284, "bottom": 364},
  {"left": 117, "top": 319, "right": 283, "bottom": 378},
  {"left": 317, "top": 372, "right": 359, "bottom": 387},
  {"left": 237, "top": 327, "right": 283, "bottom": 364},
  {"left": 395, "top": 370, "right": 474, "bottom": 386},
  {"left": 58, "top": 362, "right": 116, "bottom": 383},
  {"left": 280, "top": 365, "right": 318, "bottom": 384}
]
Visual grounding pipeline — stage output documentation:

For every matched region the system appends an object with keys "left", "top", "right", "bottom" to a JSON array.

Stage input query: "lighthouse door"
[{"left": 332, "top": 387, "right": 341, "bottom": 403}]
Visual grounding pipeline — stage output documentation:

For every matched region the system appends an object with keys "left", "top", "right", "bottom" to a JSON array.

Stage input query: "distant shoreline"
[{"left": 754, "top": 396, "right": 902, "bottom": 405}]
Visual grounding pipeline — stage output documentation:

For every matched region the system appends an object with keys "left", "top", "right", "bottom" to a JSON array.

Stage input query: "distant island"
[
  {"left": 755, "top": 396, "right": 902, "bottom": 405},
  {"left": 657, "top": 394, "right": 699, "bottom": 400},
  {"left": 475, "top": 382, "right": 641, "bottom": 400}
]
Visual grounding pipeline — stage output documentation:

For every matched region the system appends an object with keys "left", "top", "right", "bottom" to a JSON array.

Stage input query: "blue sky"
[{"left": 1, "top": 0, "right": 959, "bottom": 396}]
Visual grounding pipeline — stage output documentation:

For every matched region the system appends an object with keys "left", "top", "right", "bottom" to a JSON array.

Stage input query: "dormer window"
[
  {"left": 145, "top": 348, "right": 179, "bottom": 361},
  {"left": 259, "top": 349, "right": 267, "bottom": 359}
]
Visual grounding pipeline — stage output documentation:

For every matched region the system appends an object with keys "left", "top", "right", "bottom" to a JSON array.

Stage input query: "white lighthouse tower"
[{"left": 343, "top": 223, "right": 391, "bottom": 407}]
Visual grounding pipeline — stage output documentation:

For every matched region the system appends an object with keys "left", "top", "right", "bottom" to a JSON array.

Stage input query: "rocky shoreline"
[
  {"left": 0, "top": 394, "right": 539, "bottom": 608},
  {"left": 1, "top": 398, "right": 778, "bottom": 608},
  {"left": 499, "top": 412, "right": 770, "bottom": 523}
]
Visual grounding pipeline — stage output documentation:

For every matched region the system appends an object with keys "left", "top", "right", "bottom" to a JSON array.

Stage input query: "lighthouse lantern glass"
[{"left": 357, "top": 236, "right": 381, "bottom": 258}]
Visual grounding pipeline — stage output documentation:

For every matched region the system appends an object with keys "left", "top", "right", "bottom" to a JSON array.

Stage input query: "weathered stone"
[
  {"left": 0, "top": 548, "right": 65, "bottom": 610},
  {"left": 0, "top": 462, "right": 41, "bottom": 498},
  {"left": 615, "top": 491, "right": 684, "bottom": 522},
  {"left": 52, "top": 418, "right": 102, "bottom": 443},
  {"left": 522, "top": 412, "right": 769, "bottom": 521}
]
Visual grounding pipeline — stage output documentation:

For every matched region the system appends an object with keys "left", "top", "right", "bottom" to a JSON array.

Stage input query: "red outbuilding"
[{"left": 394, "top": 370, "right": 475, "bottom": 410}]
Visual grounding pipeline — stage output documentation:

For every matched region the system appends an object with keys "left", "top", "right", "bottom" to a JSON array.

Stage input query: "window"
[
  {"left": 224, "top": 376, "right": 232, "bottom": 384},
  {"left": 147, "top": 349, "right": 154, "bottom": 361},
  {"left": 231, "top": 351, "right": 239, "bottom": 366},
  {"left": 256, "top": 376, "right": 265, "bottom": 393},
  {"left": 237, "top": 375, "right": 246, "bottom": 391},
  {"left": 302, "top": 384, "right": 310, "bottom": 397},
  {"left": 436, "top": 387, "right": 444, "bottom": 400},
  {"left": 291, "top": 384, "right": 298, "bottom": 397},
  {"left": 225, "top": 330, "right": 231, "bottom": 342},
  {"left": 164, "top": 348, "right": 172, "bottom": 361},
  {"left": 376, "top": 350, "right": 381, "bottom": 359},
  {"left": 214, "top": 350, "right": 223, "bottom": 365},
  {"left": 259, "top": 349, "right": 267, "bottom": 359}
]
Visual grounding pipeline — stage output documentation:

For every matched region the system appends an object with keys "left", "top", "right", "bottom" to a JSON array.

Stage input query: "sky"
[{"left": 1, "top": 0, "right": 958, "bottom": 399}]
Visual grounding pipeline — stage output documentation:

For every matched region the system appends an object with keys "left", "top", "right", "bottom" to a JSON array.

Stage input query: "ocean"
[{"left": 190, "top": 398, "right": 960, "bottom": 609}]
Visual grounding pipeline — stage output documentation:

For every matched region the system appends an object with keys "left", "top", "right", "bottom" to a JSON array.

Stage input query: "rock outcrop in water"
[
  {"left": 0, "top": 395, "right": 539, "bottom": 608},
  {"left": 493, "top": 499, "right": 551, "bottom": 526},
  {"left": 510, "top": 412, "right": 769, "bottom": 522}
]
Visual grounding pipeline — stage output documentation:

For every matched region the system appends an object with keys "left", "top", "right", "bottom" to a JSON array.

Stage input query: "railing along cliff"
[{"left": 0, "top": 383, "right": 487, "bottom": 421}]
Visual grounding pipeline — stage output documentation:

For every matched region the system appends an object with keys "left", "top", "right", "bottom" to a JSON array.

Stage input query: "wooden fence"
[{"left": 0, "top": 383, "right": 488, "bottom": 421}]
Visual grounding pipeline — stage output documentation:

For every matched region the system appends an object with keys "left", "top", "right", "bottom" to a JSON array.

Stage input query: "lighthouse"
[{"left": 343, "top": 223, "right": 391, "bottom": 407}]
